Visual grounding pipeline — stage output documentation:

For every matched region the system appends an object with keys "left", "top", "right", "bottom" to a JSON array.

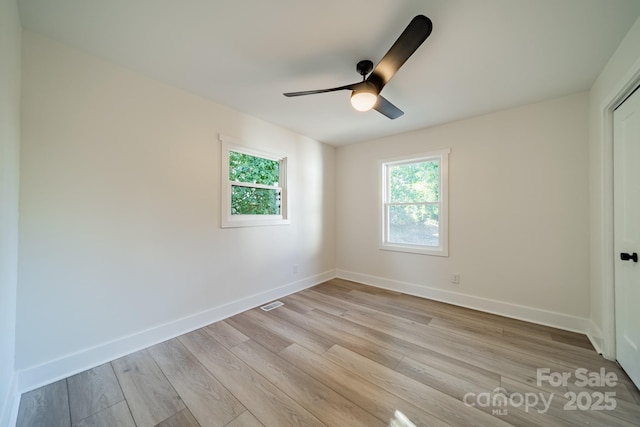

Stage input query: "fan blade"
[
  {"left": 283, "top": 83, "right": 357, "bottom": 97},
  {"left": 374, "top": 96, "right": 404, "bottom": 119},
  {"left": 368, "top": 15, "right": 432, "bottom": 91}
]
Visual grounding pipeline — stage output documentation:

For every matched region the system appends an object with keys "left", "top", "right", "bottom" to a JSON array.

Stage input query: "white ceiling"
[{"left": 17, "top": 0, "right": 640, "bottom": 146}]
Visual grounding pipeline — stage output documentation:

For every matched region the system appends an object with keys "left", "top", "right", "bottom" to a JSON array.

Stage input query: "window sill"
[
  {"left": 221, "top": 216, "right": 290, "bottom": 228},
  {"left": 379, "top": 243, "right": 448, "bottom": 257}
]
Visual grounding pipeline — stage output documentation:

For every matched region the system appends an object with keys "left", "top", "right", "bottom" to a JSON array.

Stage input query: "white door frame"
[{"left": 598, "top": 61, "right": 640, "bottom": 360}]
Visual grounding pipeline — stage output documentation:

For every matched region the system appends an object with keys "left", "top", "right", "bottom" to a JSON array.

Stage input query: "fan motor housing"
[{"left": 356, "top": 60, "right": 374, "bottom": 77}]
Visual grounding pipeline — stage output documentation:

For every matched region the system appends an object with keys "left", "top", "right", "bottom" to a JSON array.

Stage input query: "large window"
[
  {"left": 381, "top": 149, "right": 449, "bottom": 256},
  {"left": 221, "top": 135, "right": 289, "bottom": 227}
]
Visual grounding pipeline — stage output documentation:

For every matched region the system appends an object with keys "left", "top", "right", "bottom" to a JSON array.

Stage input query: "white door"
[{"left": 614, "top": 86, "right": 640, "bottom": 389}]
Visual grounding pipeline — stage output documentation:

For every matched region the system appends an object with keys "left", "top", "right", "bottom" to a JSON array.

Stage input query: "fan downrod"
[{"left": 356, "top": 60, "right": 374, "bottom": 78}]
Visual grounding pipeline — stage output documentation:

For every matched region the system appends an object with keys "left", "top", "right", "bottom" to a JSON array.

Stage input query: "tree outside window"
[
  {"left": 229, "top": 151, "right": 281, "bottom": 215},
  {"left": 381, "top": 149, "right": 449, "bottom": 256},
  {"left": 220, "top": 135, "right": 289, "bottom": 227}
]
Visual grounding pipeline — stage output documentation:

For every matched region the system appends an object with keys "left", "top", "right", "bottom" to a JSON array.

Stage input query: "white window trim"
[
  {"left": 220, "top": 134, "right": 289, "bottom": 228},
  {"left": 379, "top": 148, "right": 450, "bottom": 256}
]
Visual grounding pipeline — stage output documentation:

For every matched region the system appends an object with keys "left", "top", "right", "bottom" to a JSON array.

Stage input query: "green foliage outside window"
[
  {"left": 229, "top": 151, "right": 279, "bottom": 185},
  {"left": 389, "top": 160, "right": 439, "bottom": 204},
  {"left": 229, "top": 151, "right": 281, "bottom": 215},
  {"left": 388, "top": 160, "right": 440, "bottom": 246}
]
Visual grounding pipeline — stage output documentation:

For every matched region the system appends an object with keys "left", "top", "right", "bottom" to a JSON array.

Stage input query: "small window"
[
  {"left": 381, "top": 149, "right": 450, "bottom": 256},
  {"left": 221, "top": 135, "right": 289, "bottom": 227}
]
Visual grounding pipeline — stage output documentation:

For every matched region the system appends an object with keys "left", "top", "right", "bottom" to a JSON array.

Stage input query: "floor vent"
[{"left": 260, "top": 301, "right": 284, "bottom": 311}]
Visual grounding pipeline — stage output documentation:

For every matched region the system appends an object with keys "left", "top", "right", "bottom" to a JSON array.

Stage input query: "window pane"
[
  {"left": 389, "top": 160, "right": 439, "bottom": 203},
  {"left": 229, "top": 151, "right": 280, "bottom": 186},
  {"left": 388, "top": 204, "right": 439, "bottom": 246},
  {"left": 231, "top": 186, "right": 281, "bottom": 215}
]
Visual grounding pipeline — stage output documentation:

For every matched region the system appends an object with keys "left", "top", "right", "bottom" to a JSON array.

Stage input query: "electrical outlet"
[
  {"left": 451, "top": 273, "right": 460, "bottom": 284},
  {"left": 293, "top": 264, "right": 299, "bottom": 274}
]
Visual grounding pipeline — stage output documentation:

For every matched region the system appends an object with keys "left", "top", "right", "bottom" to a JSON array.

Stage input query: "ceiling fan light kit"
[
  {"left": 283, "top": 15, "right": 433, "bottom": 119},
  {"left": 350, "top": 83, "right": 378, "bottom": 112}
]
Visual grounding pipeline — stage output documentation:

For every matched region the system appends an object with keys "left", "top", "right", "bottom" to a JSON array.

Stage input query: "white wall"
[
  {"left": 0, "top": 0, "right": 21, "bottom": 424},
  {"left": 14, "top": 12, "right": 637, "bottom": 400},
  {"left": 16, "top": 31, "right": 335, "bottom": 388},
  {"left": 588, "top": 17, "right": 640, "bottom": 356},
  {"left": 336, "top": 93, "right": 590, "bottom": 329}
]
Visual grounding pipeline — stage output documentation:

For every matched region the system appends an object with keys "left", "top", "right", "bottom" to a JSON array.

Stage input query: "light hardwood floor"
[{"left": 16, "top": 279, "right": 640, "bottom": 426}]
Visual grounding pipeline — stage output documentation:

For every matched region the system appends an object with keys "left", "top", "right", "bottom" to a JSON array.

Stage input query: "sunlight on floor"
[{"left": 389, "top": 410, "right": 417, "bottom": 427}]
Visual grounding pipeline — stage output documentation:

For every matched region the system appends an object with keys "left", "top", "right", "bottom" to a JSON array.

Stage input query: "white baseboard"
[
  {"left": 585, "top": 320, "right": 605, "bottom": 357},
  {"left": 17, "top": 270, "right": 336, "bottom": 394},
  {"left": 0, "top": 373, "right": 19, "bottom": 427},
  {"left": 336, "top": 269, "right": 591, "bottom": 334},
  {"left": 15, "top": 268, "right": 599, "bottom": 400}
]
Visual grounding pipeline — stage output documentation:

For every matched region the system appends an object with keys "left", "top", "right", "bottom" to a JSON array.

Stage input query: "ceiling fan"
[{"left": 283, "top": 15, "right": 433, "bottom": 119}]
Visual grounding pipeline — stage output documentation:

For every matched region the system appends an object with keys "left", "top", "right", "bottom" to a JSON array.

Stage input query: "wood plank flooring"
[{"left": 16, "top": 278, "right": 640, "bottom": 426}]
